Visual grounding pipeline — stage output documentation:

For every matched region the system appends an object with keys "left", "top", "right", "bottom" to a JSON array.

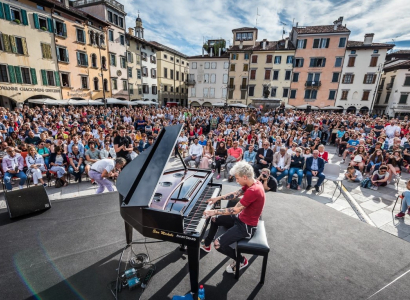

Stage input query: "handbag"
[
  {"left": 290, "top": 178, "right": 298, "bottom": 190},
  {"left": 55, "top": 178, "right": 64, "bottom": 188},
  {"left": 360, "top": 178, "right": 372, "bottom": 189}
]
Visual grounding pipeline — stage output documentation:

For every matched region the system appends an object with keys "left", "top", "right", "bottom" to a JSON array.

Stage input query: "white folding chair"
[{"left": 323, "top": 163, "right": 344, "bottom": 202}]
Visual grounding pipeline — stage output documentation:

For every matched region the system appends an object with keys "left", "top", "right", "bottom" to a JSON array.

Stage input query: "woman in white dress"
[
  {"left": 199, "top": 140, "right": 214, "bottom": 169},
  {"left": 26, "top": 146, "right": 47, "bottom": 186}
]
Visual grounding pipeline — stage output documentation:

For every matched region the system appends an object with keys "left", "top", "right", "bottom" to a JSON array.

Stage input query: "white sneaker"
[
  {"left": 19, "top": 185, "right": 24, "bottom": 190},
  {"left": 226, "top": 256, "right": 248, "bottom": 274}
]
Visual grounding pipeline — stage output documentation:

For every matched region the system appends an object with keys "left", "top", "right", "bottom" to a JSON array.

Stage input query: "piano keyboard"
[{"left": 183, "top": 187, "right": 220, "bottom": 234}]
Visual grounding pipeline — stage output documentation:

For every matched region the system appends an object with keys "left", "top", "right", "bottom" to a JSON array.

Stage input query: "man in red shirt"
[{"left": 202, "top": 161, "right": 265, "bottom": 274}]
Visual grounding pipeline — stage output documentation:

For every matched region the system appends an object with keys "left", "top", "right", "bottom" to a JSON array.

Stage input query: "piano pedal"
[{"left": 179, "top": 244, "right": 187, "bottom": 251}]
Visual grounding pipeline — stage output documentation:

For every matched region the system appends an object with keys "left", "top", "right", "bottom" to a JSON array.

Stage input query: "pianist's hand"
[
  {"left": 203, "top": 210, "right": 216, "bottom": 218},
  {"left": 207, "top": 197, "right": 219, "bottom": 205}
]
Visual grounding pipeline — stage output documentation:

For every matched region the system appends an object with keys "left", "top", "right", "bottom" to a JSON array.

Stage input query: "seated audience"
[
  {"left": 257, "top": 168, "right": 277, "bottom": 192},
  {"left": 68, "top": 145, "right": 85, "bottom": 182},
  {"left": 26, "top": 146, "right": 47, "bottom": 187},
  {"left": 305, "top": 150, "right": 325, "bottom": 192},
  {"left": 345, "top": 166, "right": 363, "bottom": 182},
  {"left": 2, "top": 147, "right": 27, "bottom": 191},
  {"left": 271, "top": 147, "right": 291, "bottom": 184},
  {"left": 287, "top": 147, "right": 305, "bottom": 190}
]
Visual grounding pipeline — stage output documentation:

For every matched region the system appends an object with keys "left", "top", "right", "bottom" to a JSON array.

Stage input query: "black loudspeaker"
[
  {"left": 5, "top": 186, "right": 51, "bottom": 219},
  {"left": 306, "top": 105, "right": 311, "bottom": 113}
]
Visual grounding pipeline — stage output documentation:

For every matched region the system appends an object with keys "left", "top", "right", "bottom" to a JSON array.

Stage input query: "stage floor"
[{"left": 1, "top": 188, "right": 410, "bottom": 300}]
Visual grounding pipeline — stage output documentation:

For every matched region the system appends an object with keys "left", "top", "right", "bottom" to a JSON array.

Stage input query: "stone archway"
[{"left": 346, "top": 106, "right": 356, "bottom": 114}]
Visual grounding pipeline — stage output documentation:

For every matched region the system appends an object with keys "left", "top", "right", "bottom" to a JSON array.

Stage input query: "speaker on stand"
[{"left": 5, "top": 185, "right": 51, "bottom": 219}]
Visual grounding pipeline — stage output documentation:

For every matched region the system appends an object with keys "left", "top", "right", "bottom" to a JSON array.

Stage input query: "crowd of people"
[{"left": 0, "top": 104, "right": 409, "bottom": 206}]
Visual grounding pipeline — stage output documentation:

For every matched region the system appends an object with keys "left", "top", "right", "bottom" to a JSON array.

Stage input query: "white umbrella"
[
  {"left": 295, "top": 104, "right": 319, "bottom": 110},
  {"left": 213, "top": 103, "right": 225, "bottom": 107},
  {"left": 68, "top": 99, "right": 90, "bottom": 105},
  {"left": 28, "top": 99, "right": 47, "bottom": 104},
  {"left": 44, "top": 99, "right": 70, "bottom": 105},
  {"left": 320, "top": 106, "right": 343, "bottom": 110},
  {"left": 285, "top": 104, "right": 295, "bottom": 109},
  {"left": 106, "top": 98, "right": 128, "bottom": 105},
  {"left": 229, "top": 103, "right": 247, "bottom": 108}
]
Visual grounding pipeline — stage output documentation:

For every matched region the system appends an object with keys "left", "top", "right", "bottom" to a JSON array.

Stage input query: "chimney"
[
  {"left": 262, "top": 39, "right": 267, "bottom": 50},
  {"left": 239, "top": 40, "right": 243, "bottom": 50},
  {"left": 218, "top": 47, "right": 221, "bottom": 57},
  {"left": 285, "top": 38, "right": 289, "bottom": 49},
  {"left": 210, "top": 47, "right": 213, "bottom": 57},
  {"left": 364, "top": 33, "right": 374, "bottom": 45},
  {"left": 128, "top": 28, "right": 134, "bottom": 36},
  {"left": 296, "top": 22, "right": 298, "bottom": 27},
  {"left": 334, "top": 16, "right": 344, "bottom": 30}
]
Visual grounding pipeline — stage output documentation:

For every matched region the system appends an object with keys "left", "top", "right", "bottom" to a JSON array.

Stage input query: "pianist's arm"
[{"left": 204, "top": 189, "right": 245, "bottom": 218}]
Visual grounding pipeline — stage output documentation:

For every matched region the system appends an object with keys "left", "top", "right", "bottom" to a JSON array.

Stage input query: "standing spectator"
[
  {"left": 305, "top": 150, "right": 325, "bottom": 192},
  {"left": 114, "top": 125, "right": 133, "bottom": 164},
  {"left": 2, "top": 147, "right": 27, "bottom": 190}
]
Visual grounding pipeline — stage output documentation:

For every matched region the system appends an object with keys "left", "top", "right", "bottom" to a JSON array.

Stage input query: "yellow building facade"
[{"left": 126, "top": 31, "right": 142, "bottom": 100}]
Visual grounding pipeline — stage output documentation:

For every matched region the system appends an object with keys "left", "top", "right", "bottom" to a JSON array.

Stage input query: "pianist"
[{"left": 202, "top": 161, "right": 265, "bottom": 274}]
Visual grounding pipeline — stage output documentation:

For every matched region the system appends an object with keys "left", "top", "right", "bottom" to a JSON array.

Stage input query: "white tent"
[
  {"left": 229, "top": 103, "right": 247, "bottom": 108},
  {"left": 285, "top": 104, "right": 295, "bottom": 109},
  {"left": 213, "top": 103, "right": 225, "bottom": 107},
  {"left": 106, "top": 98, "right": 129, "bottom": 105},
  {"left": 295, "top": 104, "right": 319, "bottom": 110},
  {"left": 320, "top": 106, "right": 343, "bottom": 110},
  {"left": 68, "top": 99, "right": 90, "bottom": 105}
]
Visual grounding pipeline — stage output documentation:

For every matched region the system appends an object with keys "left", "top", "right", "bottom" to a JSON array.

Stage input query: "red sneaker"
[
  {"left": 395, "top": 212, "right": 406, "bottom": 219},
  {"left": 200, "top": 240, "right": 211, "bottom": 252}
]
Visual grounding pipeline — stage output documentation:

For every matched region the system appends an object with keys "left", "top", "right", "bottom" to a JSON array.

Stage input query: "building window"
[
  {"left": 182, "top": 73, "right": 185, "bottom": 81},
  {"left": 119, "top": 17, "right": 124, "bottom": 28},
  {"left": 313, "top": 38, "right": 329, "bottom": 48},
  {"left": 363, "top": 73, "right": 375, "bottom": 84},
  {"left": 335, "top": 57, "right": 343, "bottom": 67},
  {"left": 120, "top": 35, "right": 125, "bottom": 45},
  {"left": 211, "top": 62, "right": 217, "bottom": 69},
  {"left": 294, "top": 58, "right": 304, "bottom": 67},
  {"left": 142, "top": 67, "right": 148, "bottom": 77},
  {"left": 274, "top": 56, "right": 281, "bottom": 64},
  {"left": 21, "top": 67, "right": 31, "bottom": 84},
  {"left": 203, "top": 88, "right": 208, "bottom": 98},
  {"left": 341, "top": 90, "right": 349, "bottom": 100},
  {"left": 61, "top": 73, "right": 70, "bottom": 87},
  {"left": 373, "top": 50, "right": 379, "bottom": 54},
  {"left": 120, "top": 56, "right": 126, "bottom": 68},
  {"left": 122, "top": 80, "right": 127, "bottom": 91},
  {"left": 297, "top": 39, "right": 307, "bottom": 49},
  {"left": 342, "top": 74, "right": 354, "bottom": 84},
  {"left": 339, "top": 37, "right": 346, "bottom": 47},
  {"left": 192, "top": 62, "right": 197, "bottom": 69},
  {"left": 109, "top": 53, "right": 116, "bottom": 66},
  {"left": 370, "top": 56, "right": 378, "bottom": 67},
  {"left": 293, "top": 73, "right": 299, "bottom": 82},
  {"left": 203, "top": 74, "right": 209, "bottom": 83},
  {"left": 329, "top": 90, "right": 336, "bottom": 100},
  {"left": 248, "top": 86, "right": 255, "bottom": 97},
  {"left": 230, "top": 64, "right": 235, "bottom": 72},
  {"left": 163, "top": 54, "right": 168, "bottom": 59},
  {"left": 170, "top": 57, "right": 174, "bottom": 61},
  {"left": 164, "top": 68, "right": 168, "bottom": 78},
  {"left": 77, "top": 52, "right": 88, "bottom": 66},
  {"left": 376, "top": 92, "right": 382, "bottom": 103},
  {"left": 128, "top": 67, "right": 132, "bottom": 78},
  {"left": 91, "top": 53, "right": 97, "bottom": 68},
  {"left": 170, "top": 70, "right": 174, "bottom": 80},
  {"left": 399, "top": 93, "right": 409, "bottom": 104},
  {"left": 46, "top": 70, "right": 55, "bottom": 86},
  {"left": 250, "top": 69, "right": 256, "bottom": 80},
  {"left": 271, "top": 87, "right": 276, "bottom": 97},
  {"left": 244, "top": 53, "right": 250, "bottom": 60},
  {"left": 350, "top": 50, "right": 356, "bottom": 54},
  {"left": 114, "top": 14, "right": 118, "bottom": 25},
  {"left": 290, "top": 89, "right": 296, "bottom": 99},
  {"left": 309, "top": 58, "right": 326, "bottom": 67},
  {"left": 0, "top": 65, "right": 8, "bottom": 82},
  {"left": 41, "top": 43, "right": 52, "bottom": 59},
  {"left": 251, "top": 55, "right": 258, "bottom": 63},
  {"left": 210, "top": 73, "right": 215, "bottom": 83},
  {"left": 235, "top": 32, "right": 253, "bottom": 41},
  {"left": 266, "top": 55, "right": 272, "bottom": 63},
  {"left": 112, "top": 78, "right": 117, "bottom": 90},
  {"left": 285, "top": 70, "right": 291, "bottom": 80},
  {"left": 56, "top": 47, "right": 69, "bottom": 64},
  {"left": 81, "top": 76, "right": 88, "bottom": 89},
  {"left": 264, "top": 69, "right": 271, "bottom": 80},
  {"left": 93, "top": 77, "right": 99, "bottom": 90},
  {"left": 76, "top": 29, "right": 86, "bottom": 43},
  {"left": 176, "top": 71, "right": 180, "bottom": 81},
  {"left": 404, "top": 76, "right": 410, "bottom": 86},
  {"left": 362, "top": 90, "right": 370, "bottom": 100},
  {"left": 204, "top": 62, "right": 210, "bottom": 69},
  {"left": 283, "top": 88, "right": 289, "bottom": 98},
  {"left": 385, "top": 92, "right": 391, "bottom": 103},
  {"left": 240, "top": 90, "right": 246, "bottom": 99},
  {"left": 108, "top": 30, "right": 114, "bottom": 42},
  {"left": 304, "top": 89, "right": 317, "bottom": 99},
  {"left": 224, "top": 62, "right": 229, "bottom": 69},
  {"left": 243, "top": 64, "right": 248, "bottom": 71},
  {"left": 272, "top": 70, "right": 279, "bottom": 80},
  {"left": 222, "top": 74, "right": 228, "bottom": 84},
  {"left": 10, "top": 7, "right": 22, "bottom": 22},
  {"left": 108, "top": 11, "right": 113, "bottom": 22},
  {"left": 348, "top": 56, "right": 356, "bottom": 67},
  {"left": 332, "top": 72, "right": 340, "bottom": 83},
  {"left": 286, "top": 56, "right": 294, "bottom": 64},
  {"left": 137, "top": 69, "right": 141, "bottom": 79}
]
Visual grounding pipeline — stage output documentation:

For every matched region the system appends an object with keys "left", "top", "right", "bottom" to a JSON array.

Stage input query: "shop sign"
[{"left": 0, "top": 86, "right": 60, "bottom": 93}]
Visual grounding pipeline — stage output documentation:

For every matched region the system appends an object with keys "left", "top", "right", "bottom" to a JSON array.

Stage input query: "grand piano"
[{"left": 117, "top": 124, "right": 222, "bottom": 292}]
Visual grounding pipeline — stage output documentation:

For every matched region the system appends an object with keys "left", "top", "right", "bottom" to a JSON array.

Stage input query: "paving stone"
[
  {"left": 360, "top": 200, "right": 388, "bottom": 212},
  {"left": 340, "top": 207, "right": 357, "bottom": 217},
  {"left": 368, "top": 209, "right": 395, "bottom": 227},
  {"left": 379, "top": 223, "right": 410, "bottom": 239}
]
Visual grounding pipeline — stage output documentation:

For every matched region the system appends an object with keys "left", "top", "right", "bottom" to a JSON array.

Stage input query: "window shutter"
[
  {"left": 47, "top": 18, "right": 54, "bottom": 33},
  {"left": 85, "top": 53, "right": 88, "bottom": 66},
  {"left": 14, "top": 66, "right": 22, "bottom": 83},
  {"left": 326, "top": 38, "right": 330, "bottom": 48},
  {"left": 22, "top": 38, "right": 27, "bottom": 55},
  {"left": 56, "top": 47, "right": 60, "bottom": 61},
  {"left": 8, "top": 65, "right": 16, "bottom": 83},
  {"left": 300, "top": 58, "right": 304, "bottom": 67},
  {"left": 351, "top": 75, "right": 355, "bottom": 83},
  {"left": 342, "top": 74, "right": 346, "bottom": 83},
  {"left": 3, "top": 3, "right": 10, "bottom": 21},
  {"left": 372, "top": 74, "right": 377, "bottom": 84},
  {"left": 3, "top": 33, "right": 10, "bottom": 52},
  {"left": 303, "top": 39, "right": 307, "bottom": 49},
  {"left": 313, "top": 39, "right": 319, "bottom": 48},
  {"left": 33, "top": 13, "right": 39, "bottom": 29},
  {"left": 363, "top": 74, "right": 367, "bottom": 84},
  {"left": 21, "top": 9, "right": 28, "bottom": 25},
  {"left": 77, "top": 52, "right": 80, "bottom": 65},
  {"left": 30, "top": 68, "right": 37, "bottom": 85},
  {"left": 62, "top": 23, "right": 67, "bottom": 37},
  {"left": 54, "top": 71, "right": 60, "bottom": 86},
  {"left": 41, "top": 70, "right": 47, "bottom": 85},
  {"left": 10, "top": 36, "right": 17, "bottom": 53},
  {"left": 322, "top": 58, "right": 326, "bottom": 67},
  {"left": 0, "top": 2, "right": 4, "bottom": 19},
  {"left": 65, "top": 48, "right": 69, "bottom": 63}
]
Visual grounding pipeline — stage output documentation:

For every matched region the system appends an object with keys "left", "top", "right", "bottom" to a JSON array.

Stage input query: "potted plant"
[
  {"left": 202, "top": 43, "right": 209, "bottom": 53},
  {"left": 13, "top": 19, "right": 21, "bottom": 24},
  {"left": 41, "top": 26, "right": 47, "bottom": 31}
]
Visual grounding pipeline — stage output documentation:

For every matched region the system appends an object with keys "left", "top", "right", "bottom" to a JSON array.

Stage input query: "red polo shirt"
[{"left": 239, "top": 180, "right": 265, "bottom": 226}]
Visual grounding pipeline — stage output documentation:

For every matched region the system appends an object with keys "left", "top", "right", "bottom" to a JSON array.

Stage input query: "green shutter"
[
  {"left": 56, "top": 47, "right": 60, "bottom": 61},
  {"left": 20, "top": 9, "right": 28, "bottom": 25},
  {"left": 10, "top": 36, "right": 16, "bottom": 53},
  {"left": 2, "top": 33, "right": 10, "bottom": 52},
  {"left": 3, "top": 3, "right": 10, "bottom": 21},
  {"left": 62, "top": 23, "right": 67, "bottom": 37},
  {"left": 21, "top": 38, "right": 27, "bottom": 55},
  {"left": 65, "top": 48, "right": 69, "bottom": 63},
  {"left": 8, "top": 65, "right": 16, "bottom": 83},
  {"left": 14, "top": 66, "right": 22, "bottom": 83},
  {"left": 30, "top": 68, "right": 37, "bottom": 85},
  {"left": 76, "top": 52, "right": 80, "bottom": 65},
  {"left": 33, "top": 13, "right": 39, "bottom": 29},
  {"left": 54, "top": 71, "right": 60, "bottom": 86},
  {"left": 47, "top": 18, "right": 53, "bottom": 33},
  {"left": 41, "top": 69, "right": 47, "bottom": 86},
  {"left": 85, "top": 53, "right": 88, "bottom": 66},
  {"left": 0, "top": 2, "right": 4, "bottom": 19}
]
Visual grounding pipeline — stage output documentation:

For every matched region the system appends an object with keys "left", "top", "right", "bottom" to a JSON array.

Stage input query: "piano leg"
[
  {"left": 187, "top": 246, "right": 199, "bottom": 293},
  {"left": 124, "top": 221, "right": 133, "bottom": 244}
]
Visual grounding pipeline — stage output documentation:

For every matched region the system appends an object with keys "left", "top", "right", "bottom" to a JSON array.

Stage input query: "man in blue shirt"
[
  {"left": 305, "top": 150, "right": 325, "bottom": 192},
  {"left": 198, "top": 135, "right": 207, "bottom": 147},
  {"left": 341, "top": 134, "right": 359, "bottom": 163}
]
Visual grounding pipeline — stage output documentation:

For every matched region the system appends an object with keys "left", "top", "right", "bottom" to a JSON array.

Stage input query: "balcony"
[
  {"left": 305, "top": 81, "right": 321, "bottom": 88},
  {"left": 228, "top": 85, "right": 235, "bottom": 90},
  {"left": 185, "top": 79, "right": 196, "bottom": 86},
  {"left": 240, "top": 84, "right": 248, "bottom": 90},
  {"left": 73, "top": 0, "right": 125, "bottom": 12},
  {"left": 378, "top": 84, "right": 384, "bottom": 90},
  {"left": 386, "top": 83, "right": 392, "bottom": 89}
]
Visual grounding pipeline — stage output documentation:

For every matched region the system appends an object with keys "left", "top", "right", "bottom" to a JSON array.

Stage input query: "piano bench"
[{"left": 235, "top": 220, "right": 270, "bottom": 284}]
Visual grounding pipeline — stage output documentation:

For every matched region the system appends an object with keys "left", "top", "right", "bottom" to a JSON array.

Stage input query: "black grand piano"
[{"left": 117, "top": 124, "right": 222, "bottom": 292}]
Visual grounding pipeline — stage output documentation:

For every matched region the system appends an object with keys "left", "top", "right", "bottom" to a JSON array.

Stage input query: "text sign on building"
[{"left": 0, "top": 86, "right": 60, "bottom": 93}]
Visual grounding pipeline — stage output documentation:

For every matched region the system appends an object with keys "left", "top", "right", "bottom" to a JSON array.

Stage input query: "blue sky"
[{"left": 122, "top": 0, "right": 410, "bottom": 56}]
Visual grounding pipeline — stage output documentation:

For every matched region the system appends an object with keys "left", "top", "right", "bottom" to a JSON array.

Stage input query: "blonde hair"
[{"left": 230, "top": 161, "right": 254, "bottom": 179}]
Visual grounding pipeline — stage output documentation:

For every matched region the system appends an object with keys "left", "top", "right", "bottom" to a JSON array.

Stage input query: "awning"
[
  {"left": 295, "top": 104, "right": 319, "bottom": 110},
  {"left": 213, "top": 103, "right": 225, "bottom": 107},
  {"left": 229, "top": 103, "right": 247, "bottom": 108},
  {"left": 320, "top": 106, "right": 343, "bottom": 110},
  {"left": 393, "top": 109, "right": 410, "bottom": 113},
  {"left": 285, "top": 104, "right": 295, "bottom": 109},
  {"left": 106, "top": 98, "right": 129, "bottom": 105}
]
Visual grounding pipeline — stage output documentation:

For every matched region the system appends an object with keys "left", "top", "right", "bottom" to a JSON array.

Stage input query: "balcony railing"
[
  {"left": 386, "top": 83, "right": 392, "bottom": 89},
  {"left": 185, "top": 79, "right": 196, "bottom": 86},
  {"left": 228, "top": 85, "right": 235, "bottom": 90},
  {"left": 240, "top": 84, "right": 248, "bottom": 90},
  {"left": 305, "top": 81, "right": 321, "bottom": 87},
  {"left": 73, "top": 0, "right": 125, "bottom": 12}
]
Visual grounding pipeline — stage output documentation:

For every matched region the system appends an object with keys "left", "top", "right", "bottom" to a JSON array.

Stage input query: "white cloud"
[{"left": 122, "top": 0, "right": 410, "bottom": 56}]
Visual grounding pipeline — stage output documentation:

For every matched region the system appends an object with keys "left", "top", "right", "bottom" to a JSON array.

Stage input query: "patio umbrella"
[
  {"left": 320, "top": 106, "right": 343, "bottom": 110},
  {"left": 229, "top": 103, "right": 247, "bottom": 108},
  {"left": 295, "top": 104, "right": 319, "bottom": 110}
]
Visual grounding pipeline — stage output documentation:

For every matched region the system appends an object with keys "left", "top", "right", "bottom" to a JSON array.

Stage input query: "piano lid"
[{"left": 117, "top": 124, "right": 184, "bottom": 207}]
